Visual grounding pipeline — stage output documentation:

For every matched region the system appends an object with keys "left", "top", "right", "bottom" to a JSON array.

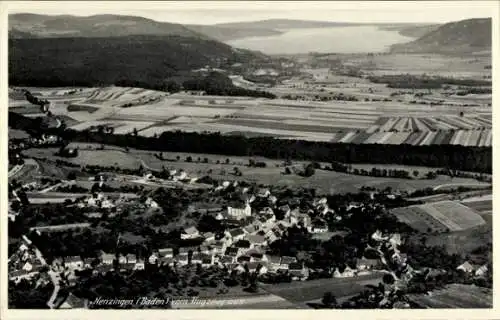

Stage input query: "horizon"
[{"left": 6, "top": 1, "right": 495, "bottom": 25}]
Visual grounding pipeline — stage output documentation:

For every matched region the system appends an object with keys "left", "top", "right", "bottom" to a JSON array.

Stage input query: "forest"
[
  {"left": 8, "top": 35, "right": 264, "bottom": 88},
  {"left": 67, "top": 130, "right": 492, "bottom": 173},
  {"left": 9, "top": 111, "right": 492, "bottom": 173}
]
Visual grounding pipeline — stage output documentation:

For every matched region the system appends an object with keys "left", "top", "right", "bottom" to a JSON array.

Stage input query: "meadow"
[
  {"left": 22, "top": 144, "right": 489, "bottom": 195},
  {"left": 407, "top": 284, "right": 492, "bottom": 308},
  {"left": 391, "top": 200, "right": 485, "bottom": 233}
]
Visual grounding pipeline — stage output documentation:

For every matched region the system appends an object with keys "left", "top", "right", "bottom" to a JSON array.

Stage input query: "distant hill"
[
  {"left": 186, "top": 19, "right": 364, "bottom": 42},
  {"left": 9, "top": 35, "right": 266, "bottom": 88},
  {"left": 390, "top": 18, "right": 491, "bottom": 54},
  {"left": 188, "top": 20, "right": 441, "bottom": 42},
  {"left": 9, "top": 13, "right": 207, "bottom": 38},
  {"left": 379, "top": 24, "right": 441, "bottom": 38},
  {"left": 213, "top": 19, "right": 363, "bottom": 30},
  {"left": 186, "top": 24, "right": 282, "bottom": 41}
]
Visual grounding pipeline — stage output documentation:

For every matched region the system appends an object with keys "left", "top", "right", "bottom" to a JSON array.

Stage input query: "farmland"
[
  {"left": 407, "top": 284, "right": 493, "bottom": 308},
  {"left": 391, "top": 200, "right": 485, "bottom": 233},
  {"left": 9, "top": 67, "right": 492, "bottom": 146}
]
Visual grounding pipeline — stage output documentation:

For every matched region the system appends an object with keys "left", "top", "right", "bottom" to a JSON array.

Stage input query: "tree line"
[{"left": 62, "top": 130, "right": 492, "bottom": 173}]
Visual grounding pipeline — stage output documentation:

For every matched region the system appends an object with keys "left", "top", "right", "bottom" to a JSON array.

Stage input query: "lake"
[{"left": 227, "top": 26, "right": 416, "bottom": 55}]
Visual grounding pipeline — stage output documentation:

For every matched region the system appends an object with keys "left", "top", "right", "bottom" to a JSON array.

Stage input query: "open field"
[
  {"left": 22, "top": 145, "right": 489, "bottom": 195},
  {"left": 8, "top": 159, "right": 40, "bottom": 184},
  {"left": 9, "top": 77, "right": 491, "bottom": 146},
  {"left": 337, "top": 53, "right": 491, "bottom": 79},
  {"left": 392, "top": 200, "right": 485, "bottom": 233},
  {"left": 407, "top": 284, "right": 492, "bottom": 308},
  {"left": 422, "top": 223, "right": 491, "bottom": 255},
  {"left": 461, "top": 197, "right": 492, "bottom": 213},
  {"left": 261, "top": 273, "right": 383, "bottom": 303},
  {"left": 173, "top": 293, "right": 299, "bottom": 309}
]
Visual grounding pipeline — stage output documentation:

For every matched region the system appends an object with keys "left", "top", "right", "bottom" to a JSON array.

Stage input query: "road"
[
  {"left": 432, "top": 182, "right": 491, "bottom": 191},
  {"left": 8, "top": 164, "right": 24, "bottom": 178},
  {"left": 47, "top": 270, "right": 61, "bottom": 309},
  {"left": 23, "top": 234, "right": 60, "bottom": 309},
  {"left": 38, "top": 181, "right": 68, "bottom": 193}
]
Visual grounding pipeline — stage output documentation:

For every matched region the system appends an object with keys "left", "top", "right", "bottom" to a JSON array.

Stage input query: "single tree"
[{"left": 322, "top": 292, "right": 337, "bottom": 308}]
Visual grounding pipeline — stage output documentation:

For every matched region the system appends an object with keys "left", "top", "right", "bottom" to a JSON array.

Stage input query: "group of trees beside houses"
[
  {"left": 182, "top": 71, "right": 276, "bottom": 98},
  {"left": 367, "top": 74, "right": 491, "bottom": 89}
]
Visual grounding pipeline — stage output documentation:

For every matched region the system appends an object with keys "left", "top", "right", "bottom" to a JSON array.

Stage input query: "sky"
[{"left": 7, "top": 1, "right": 496, "bottom": 25}]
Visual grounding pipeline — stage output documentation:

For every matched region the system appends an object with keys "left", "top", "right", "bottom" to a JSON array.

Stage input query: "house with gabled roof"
[
  {"left": 237, "top": 255, "right": 251, "bottom": 263},
  {"left": 202, "top": 232, "right": 215, "bottom": 243},
  {"left": 268, "top": 195, "right": 278, "bottom": 205},
  {"left": 158, "top": 248, "right": 174, "bottom": 258},
  {"left": 245, "top": 234, "right": 267, "bottom": 248},
  {"left": 210, "top": 241, "right": 227, "bottom": 255},
  {"left": 93, "top": 264, "right": 113, "bottom": 276},
  {"left": 389, "top": 233, "right": 402, "bottom": 247},
  {"left": 227, "top": 263, "right": 246, "bottom": 274},
  {"left": 181, "top": 226, "right": 200, "bottom": 240},
  {"left": 310, "top": 218, "right": 328, "bottom": 233},
  {"left": 227, "top": 202, "right": 252, "bottom": 220},
  {"left": 100, "top": 251, "right": 115, "bottom": 265},
  {"left": 57, "top": 293, "right": 87, "bottom": 309},
  {"left": 333, "top": 266, "right": 355, "bottom": 278},
  {"left": 244, "top": 224, "right": 258, "bottom": 234},
  {"left": 83, "top": 258, "right": 97, "bottom": 269},
  {"left": 265, "top": 230, "right": 279, "bottom": 243},
  {"left": 176, "top": 255, "right": 189, "bottom": 266},
  {"left": 280, "top": 256, "right": 297, "bottom": 269},
  {"left": 201, "top": 255, "right": 213, "bottom": 267},
  {"left": 134, "top": 258, "right": 145, "bottom": 270},
  {"left": 356, "top": 258, "right": 381, "bottom": 271},
  {"left": 119, "top": 262, "right": 136, "bottom": 272},
  {"left": 475, "top": 264, "right": 489, "bottom": 277},
  {"left": 199, "top": 245, "right": 213, "bottom": 255},
  {"left": 259, "top": 207, "right": 274, "bottom": 216},
  {"left": 225, "top": 247, "right": 240, "bottom": 257},
  {"left": 21, "top": 261, "right": 34, "bottom": 272},
  {"left": 277, "top": 204, "right": 291, "bottom": 218},
  {"left": 191, "top": 253, "right": 204, "bottom": 265},
  {"left": 64, "top": 256, "right": 84, "bottom": 270},
  {"left": 126, "top": 254, "right": 137, "bottom": 264},
  {"left": 226, "top": 228, "right": 246, "bottom": 242},
  {"left": 179, "top": 246, "right": 197, "bottom": 256},
  {"left": 289, "top": 262, "right": 309, "bottom": 280},
  {"left": 371, "top": 230, "right": 388, "bottom": 242},
  {"left": 266, "top": 255, "right": 282, "bottom": 270},
  {"left": 218, "top": 255, "right": 235, "bottom": 265},
  {"left": 457, "top": 261, "right": 475, "bottom": 273},
  {"left": 247, "top": 262, "right": 268, "bottom": 274},
  {"left": 234, "top": 239, "right": 252, "bottom": 250},
  {"left": 257, "top": 188, "right": 271, "bottom": 198},
  {"left": 158, "top": 256, "right": 175, "bottom": 267}
]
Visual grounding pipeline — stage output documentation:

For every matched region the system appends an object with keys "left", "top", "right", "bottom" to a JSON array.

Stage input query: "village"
[{"left": 7, "top": 171, "right": 491, "bottom": 309}]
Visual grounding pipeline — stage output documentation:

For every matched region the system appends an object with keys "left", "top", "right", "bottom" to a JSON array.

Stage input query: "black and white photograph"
[{"left": 3, "top": 0, "right": 497, "bottom": 313}]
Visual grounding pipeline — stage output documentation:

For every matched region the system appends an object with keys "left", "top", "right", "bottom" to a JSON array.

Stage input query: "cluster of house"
[
  {"left": 456, "top": 261, "right": 490, "bottom": 278},
  {"left": 8, "top": 242, "right": 46, "bottom": 283},
  {"left": 147, "top": 187, "right": 383, "bottom": 280},
  {"left": 75, "top": 192, "right": 147, "bottom": 212},
  {"left": 144, "top": 170, "right": 198, "bottom": 184}
]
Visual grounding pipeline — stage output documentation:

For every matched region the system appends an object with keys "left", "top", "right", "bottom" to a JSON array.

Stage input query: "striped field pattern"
[
  {"left": 10, "top": 86, "right": 492, "bottom": 147},
  {"left": 392, "top": 200, "right": 485, "bottom": 233}
]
